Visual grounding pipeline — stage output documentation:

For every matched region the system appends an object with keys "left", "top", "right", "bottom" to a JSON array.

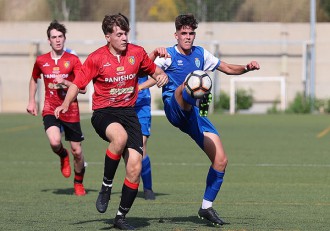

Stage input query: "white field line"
[{"left": 2, "top": 161, "right": 330, "bottom": 168}]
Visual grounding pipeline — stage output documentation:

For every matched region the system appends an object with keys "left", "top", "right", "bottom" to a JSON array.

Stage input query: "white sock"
[
  {"left": 201, "top": 199, "right": 213, "bottom": 209},
  {"left": 117, "top": 211, "right": 123, "bottom": 216}
]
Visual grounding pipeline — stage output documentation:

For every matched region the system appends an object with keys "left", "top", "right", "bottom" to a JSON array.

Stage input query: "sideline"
[{"left": 317, "top": 126, "right": 330, "bottom": 138}]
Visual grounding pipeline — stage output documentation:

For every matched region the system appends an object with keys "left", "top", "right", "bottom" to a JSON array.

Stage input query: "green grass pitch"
[{"left": 0, "top": 113, "right": 329, "bottom": 230}]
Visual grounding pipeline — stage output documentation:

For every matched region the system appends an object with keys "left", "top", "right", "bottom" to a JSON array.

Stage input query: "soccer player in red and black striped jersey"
[
  {"left": 27, "top": 20, "right": 87, "bottom": 196},
  {"left": 55, "top": 14, "right": 168, "bottom": 230}
]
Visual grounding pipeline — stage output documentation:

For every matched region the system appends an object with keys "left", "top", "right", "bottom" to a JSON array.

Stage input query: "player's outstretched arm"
[
  {"left": 54, "top": 84, "right": 80, "bottom": 118},
  {"left": 55, "top": 75, "right": 87, "bottom": 94},
  {"left": 217, "top": 60, "right": 260, "bottom": 75},
  {"left": 149, "top": 47, "right": 171, "bottom": 61},
  {"left": 26, "top": 77, "right": 38, "bottom": 116},
  {"left": 138, "top": 78, "right": 157, "bottom": 91},
  {"left": 150, "top": 66, "right": 168, "bottom": 88}
]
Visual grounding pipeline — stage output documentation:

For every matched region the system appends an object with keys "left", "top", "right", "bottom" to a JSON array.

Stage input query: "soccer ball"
[{"left": 184, "top": 70, "right": 212, "bottom": 99}]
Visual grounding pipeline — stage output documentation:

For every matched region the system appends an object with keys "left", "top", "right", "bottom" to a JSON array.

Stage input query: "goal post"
[{"left": 229, "top": 76, "right": 286, "bottom": 114}]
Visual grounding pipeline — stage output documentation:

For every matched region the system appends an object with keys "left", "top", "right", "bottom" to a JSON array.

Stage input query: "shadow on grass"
[
  {"left": 41, "top": 188, "right": 98, "bottom": 195},
  {"left": 73, "top": 215, "right": 230, "bottom": 230},
  {"left": 136, "top": 191, "right": 170, "bottom": 200}
]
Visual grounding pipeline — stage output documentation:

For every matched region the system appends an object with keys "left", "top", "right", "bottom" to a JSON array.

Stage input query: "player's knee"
[
  {"left": 50, "top": 142, "right": 62, "bottom": 153},
  {"left": 126, "top": 162, "right": 142, "bottom": 182},
  {"left": 112, "top": 135, "right": 128, "bottom": 150},
  {"left": 49, "top": 137, "right": 61, "bottom": 149},
  {"left": 71, "top": 148, "right": 83, "bottom": 160},
  {"left": 214, "top": 155, "right": 228, "bottom": 171}
]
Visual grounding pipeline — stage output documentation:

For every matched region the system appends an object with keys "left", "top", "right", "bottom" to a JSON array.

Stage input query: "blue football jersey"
[
  {"left": 135, "top": 76, "right": 151, "bottom": 107},
  {"left": 154, "top": 45, "right": 220, "bottom": 101}
]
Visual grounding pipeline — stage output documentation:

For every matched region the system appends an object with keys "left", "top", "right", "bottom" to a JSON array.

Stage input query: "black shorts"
[
  {"left": 43, "top": 115, "right": 84, "bottom": 142},
  {"left": 91, "top": 107, "right": 143, "bottom": 155}
]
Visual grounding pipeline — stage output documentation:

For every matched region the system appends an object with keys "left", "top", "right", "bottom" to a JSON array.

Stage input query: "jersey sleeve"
[
  {"left": 154, "top": 47, "right": 173, "bottom": 70},
  {"left": 139, "top": 48, "right": 156, "bottom": 76},
  {"left": 203, "top": 49, "right": 221, "bottom": 71},
  {"left": 154, "top": 57, "right": 172, "bottom": 70},
  {"left": 72, "top": 56, "right": 82, "bottom": 76},
  {"left": 31, "top": 60, "right": 42, "bottom": 80},
  {"left": 73, "top": 55, "right": 98, "bottom": 89}
]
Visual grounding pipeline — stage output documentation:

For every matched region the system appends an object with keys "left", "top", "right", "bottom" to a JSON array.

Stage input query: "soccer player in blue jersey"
[
  {"left": 146, "top": 14, "right": 260, "bottom": 226},
  {"left": 135, "top": 76, "right": 155, "bottom": 200}
]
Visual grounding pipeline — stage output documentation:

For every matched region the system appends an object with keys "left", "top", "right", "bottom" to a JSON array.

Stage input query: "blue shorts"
[
  {"left": 135, "top": 104, "right": 151, "bottom": 137},
  {"left": 163, "top": 94, "right": 219, "bottom": 149}
]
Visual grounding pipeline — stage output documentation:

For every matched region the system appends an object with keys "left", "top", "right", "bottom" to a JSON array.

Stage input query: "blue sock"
[
  {"left": 141, "top": 155, "right": 152, "bottom": 190},
  {"left": 203, "top": 166, "right": 225, "bottom": 202},
  {"left": 182, "top": 88, "right": 197, "bottom": 106}
]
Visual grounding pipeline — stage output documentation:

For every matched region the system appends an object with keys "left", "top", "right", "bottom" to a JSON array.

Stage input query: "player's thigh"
[
  {"left": 45, "top": 126, "right": 62, "bottom": 145},
  {"left": 105, "top": 122, "right": 128, "bottom": 146},
  {"left": 43, "top": 115, "right": 62, "bottom": 145}
]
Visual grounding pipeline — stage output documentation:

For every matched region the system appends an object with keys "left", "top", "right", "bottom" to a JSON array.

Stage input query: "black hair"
[
  {"left": 175, "top": 14, "right": 198, "bottom": 31},
  {"left": 102, "top": 13, "right": 130, "bottom": 35},
  {"left": 47, "top": 20, "right": 67, "bottom": 38}
]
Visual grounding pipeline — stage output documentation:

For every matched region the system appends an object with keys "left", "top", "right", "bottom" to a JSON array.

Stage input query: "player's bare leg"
[
  {"left": 198, "top": 132, "right": 229, "bottom": 226},
  {"left": 46, "top": 126, "right": 71, "bottom": 178},
  {"left": 114, "top": 149, "right": 141, "bottom": 230},
  {"left": 70, "top": 141, "right": 86, "bottom": 196},
  {"left": 96, "top": 123, "right": 127, "bottom": 213},
  {"left": 175, "top": 84, "right": 193, "bottom": 111}
]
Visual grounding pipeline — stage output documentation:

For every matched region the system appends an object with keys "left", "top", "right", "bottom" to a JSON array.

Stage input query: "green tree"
[
  {"left": 48, "top": 0, "right": 84, "bottom": 21},
  {"left": 176, "top": 0, "right": 244, "bottom": 22},
  {"left": 149, "top": 0, "right": 179, "bottom": 21},
  {"left": 320, "top": 0, "right": 330, "bottom": 21}
]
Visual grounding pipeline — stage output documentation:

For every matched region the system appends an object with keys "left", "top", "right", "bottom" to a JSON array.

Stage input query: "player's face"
[
  {"left": 106, "top": 26, "right": 128, "bottom": 55},
  {"left": 175, "top": 26, "right": 196, "bottom": 54},
  {"left": 48, "top": 29, "right": 65, "bottom": 53}
]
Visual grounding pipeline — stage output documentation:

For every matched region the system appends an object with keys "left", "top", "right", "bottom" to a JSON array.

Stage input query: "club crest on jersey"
[
  {"left": 195, "top": 58, "right": 201, "bottom": 68},
  {"left": 128, "top": 56, "right": 135, "bottom": 65},
  {"left": 64, "top": 61, "right": 70, "bottom": 68}
]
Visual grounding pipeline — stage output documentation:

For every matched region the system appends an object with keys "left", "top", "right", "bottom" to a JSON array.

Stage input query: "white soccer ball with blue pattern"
[{"left": 184, "top": 70, "right": 212, "bottom": 99}]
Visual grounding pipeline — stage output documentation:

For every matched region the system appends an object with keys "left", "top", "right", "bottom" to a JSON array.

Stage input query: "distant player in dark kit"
[
  {"left": 54, "top": 14, "right": 168, "bottom": 230},
  {"left": 27, "top": 20, "right": 87, "bottom": 196}
]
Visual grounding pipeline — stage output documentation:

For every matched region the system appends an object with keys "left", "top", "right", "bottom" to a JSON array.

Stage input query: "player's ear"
[
  {"left": 174, "top": 32, "right": 178, "bottom": 40},
  {"left": 105, "top": 34, "right": 111, "bottom": 43}
]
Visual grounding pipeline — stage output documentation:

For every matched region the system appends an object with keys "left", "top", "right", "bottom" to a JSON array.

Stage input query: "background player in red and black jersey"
[
  {"left": 27, "top": 20, "right": 87, "bottom": 196},
  {"left": 55, "top": 14, "right": 168, "bottom": 230}
]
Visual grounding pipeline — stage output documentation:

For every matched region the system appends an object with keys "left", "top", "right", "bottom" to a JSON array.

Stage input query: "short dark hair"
[
  {"left": 175, "top": 14, "right": 198, "bottom": 31},
  {"left": 102, "top": 13, "right": 130, "bottom": 35},
  {"left": 47, "top": 20, "right": 67, "bottom": 38}
]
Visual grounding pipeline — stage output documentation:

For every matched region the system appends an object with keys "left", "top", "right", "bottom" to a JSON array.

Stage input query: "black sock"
[
  {"left": 55, "top": 145, "right": 68, "bottom": 158},
  {"left": 74, "top": 167, "right": 85, "bottom": 184},
  {"left": 103, "top": 150, "right": 121, "bottom": 187},
  {"left": 118, "top": 180, "right": 138, "bottom": 216}
]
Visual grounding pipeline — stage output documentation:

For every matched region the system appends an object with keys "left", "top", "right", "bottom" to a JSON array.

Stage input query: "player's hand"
[
  {"left": 155, "top": 74, "right": 168, "bottom": 88},
  {"left": 26, "top": 102, "right": 38, "bottom": 116},
  {"left": 153, "top": 47, "right": 171, "bottom": 59},
  {"left": 246, "top": 61, "right": 260, "bottom": 71},
  {"left": 55, "top": 75, "right": 64, "bottom": 84},
  {"left": 54, "top": 105, "right": 68, "bottom": 119}
]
